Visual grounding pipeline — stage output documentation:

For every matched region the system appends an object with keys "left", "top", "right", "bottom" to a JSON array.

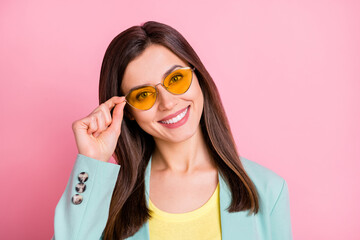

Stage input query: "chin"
[{"left": 166, "top": 125, "right": 200, "bottom": 143}]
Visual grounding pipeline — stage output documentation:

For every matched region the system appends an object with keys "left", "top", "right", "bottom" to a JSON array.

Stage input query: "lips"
[{"left": 158, "top": 105, "right": 190, "bottom": 122}]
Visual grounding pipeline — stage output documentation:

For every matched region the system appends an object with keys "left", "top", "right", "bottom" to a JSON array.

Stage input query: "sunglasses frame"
[{"left": 124, "top": 66, "right": 196, "bottom": 111}]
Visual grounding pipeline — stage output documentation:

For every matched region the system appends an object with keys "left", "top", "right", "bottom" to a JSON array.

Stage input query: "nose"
[{"left": 155, "top": 83, "right": 178, "bottom": 111}]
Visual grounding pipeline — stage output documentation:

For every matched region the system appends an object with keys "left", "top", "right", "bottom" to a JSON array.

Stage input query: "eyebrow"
[{"left": 126, "top": 64, "right": 184, "bottom": 94}]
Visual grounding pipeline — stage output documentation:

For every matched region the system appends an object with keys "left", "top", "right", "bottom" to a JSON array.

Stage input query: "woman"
[{"left": 53, "top": 21, "right": 293, "bottom": 240}]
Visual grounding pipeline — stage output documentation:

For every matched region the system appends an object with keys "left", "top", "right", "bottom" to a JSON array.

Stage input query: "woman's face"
[{"left": 121, "top": 44, "right": 204, "bottom": 143}]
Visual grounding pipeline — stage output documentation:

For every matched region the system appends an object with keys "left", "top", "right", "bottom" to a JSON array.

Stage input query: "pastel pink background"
[{"left": 1, "top": 0, "right": 359, "bottom": 239}]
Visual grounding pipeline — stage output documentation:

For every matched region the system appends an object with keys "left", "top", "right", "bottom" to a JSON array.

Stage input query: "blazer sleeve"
[
  {"left": 269, "top": 179, "right": 293, "bottom": 240},
  {"left": 52, "top": 154, "right": 121, "bottom": 240}
]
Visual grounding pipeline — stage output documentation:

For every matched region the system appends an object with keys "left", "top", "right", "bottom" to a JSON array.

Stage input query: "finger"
[
  {"left": 87, "top": 116, "right": 98, "bottom": 135},
  {"left": 99, "top": 104, "right": 112, "bottom": 126},
  {"left": 93, "top": 113, "right": 105, "bottom": 137},
  {"left": 103, "top": 96, "right": 126, "bottom": 112},
  {"left": 107, "top": 100, "right": 126, "bottom": 134},
  {"left": 73, "top": 118, "right": 90, "bottom": 132}
]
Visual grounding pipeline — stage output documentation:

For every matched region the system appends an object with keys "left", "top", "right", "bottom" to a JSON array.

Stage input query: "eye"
[
  {"left": 168, "top": 74, "right": 183, "bottom": 85},
  {"left": 136, "top": 91, "right": 152, "bottom": 101}
]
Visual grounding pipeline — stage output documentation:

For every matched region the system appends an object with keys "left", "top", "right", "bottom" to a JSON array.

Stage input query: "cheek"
[
  {"left": 132, "top": 110, "right": 156, "bottom": 125},
  {"left": 127, "top": 105, "right": 154, "bottom": 122},
  {"left": 190, "top": 78, "right": 204, "bottom": 104},
  {"left": 132, "top": 112, "right": 159, "bottom": 136}
]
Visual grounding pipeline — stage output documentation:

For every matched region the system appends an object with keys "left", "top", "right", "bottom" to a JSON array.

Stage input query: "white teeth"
[{"left": 160, "top": 107, "right": 188, "bottom": 124}]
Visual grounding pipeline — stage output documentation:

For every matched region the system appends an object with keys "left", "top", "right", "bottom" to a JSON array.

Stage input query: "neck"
[{"left": 151, "top": 125, "right": 215, "bottom": 174}]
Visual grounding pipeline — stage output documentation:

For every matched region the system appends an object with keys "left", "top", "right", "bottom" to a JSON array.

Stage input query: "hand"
[{"left": 71, "top": 96, "right": 127, "bottom": 162}]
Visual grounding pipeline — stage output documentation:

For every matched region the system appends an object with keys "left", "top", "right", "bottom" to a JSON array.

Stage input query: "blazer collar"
[{"left": 126, "top": 154, "right": 254, "bottom": 240}]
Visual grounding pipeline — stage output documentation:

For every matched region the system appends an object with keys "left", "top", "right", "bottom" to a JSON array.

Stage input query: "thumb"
[{"left": 108, "top": 100, "right": 126, "bottom": 134}]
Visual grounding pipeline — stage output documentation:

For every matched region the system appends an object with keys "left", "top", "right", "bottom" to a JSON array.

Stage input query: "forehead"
[{"left": 121, "top": 44, "right": 188, "bottom": 94}]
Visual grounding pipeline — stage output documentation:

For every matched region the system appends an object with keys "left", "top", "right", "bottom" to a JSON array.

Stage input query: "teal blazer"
[{"left": 53, "top": 154, "right": 293, "bottom": 240}]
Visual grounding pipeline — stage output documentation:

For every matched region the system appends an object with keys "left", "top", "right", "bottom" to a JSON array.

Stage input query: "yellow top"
[{"left": 148, "top": 182, "right": 222, "bottom": 240}]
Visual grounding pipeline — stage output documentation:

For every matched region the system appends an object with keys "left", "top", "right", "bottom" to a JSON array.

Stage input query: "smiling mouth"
[{"left": 158, "top": 105, "right": 190, "bottom": 124}]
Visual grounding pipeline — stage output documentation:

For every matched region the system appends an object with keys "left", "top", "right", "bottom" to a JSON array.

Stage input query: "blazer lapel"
[
  {"left": 218, "top": 171, "right": 258, "bottom": 239},
  {"left": 126, "top": 155, "right": 257, "bottom": 240}
]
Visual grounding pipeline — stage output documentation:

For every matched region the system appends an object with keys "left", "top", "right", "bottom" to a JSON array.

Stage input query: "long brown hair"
[{"left": 99, "top": 21, "right": 259, "bottom": 239}]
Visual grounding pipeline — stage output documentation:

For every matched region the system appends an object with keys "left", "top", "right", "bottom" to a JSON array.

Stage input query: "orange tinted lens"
[
  {"left": 126, "top": 86, "right": 156, "bottom": 110},
  {"left": 164, "top": 68, "right": 192, "bottom": 94}
]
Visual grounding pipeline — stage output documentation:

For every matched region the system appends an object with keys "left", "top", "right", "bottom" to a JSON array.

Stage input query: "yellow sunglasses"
[{"left": 124, "top": 66, "right": 196, "bottom": 110}]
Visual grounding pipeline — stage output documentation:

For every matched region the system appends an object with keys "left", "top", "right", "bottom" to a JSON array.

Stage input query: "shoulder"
[
  {"left": 239, "top": 156, "right": 287, "bottom": 212},
  {"left": 240, "top": 156, "right": 285, "bottom": 185}
]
